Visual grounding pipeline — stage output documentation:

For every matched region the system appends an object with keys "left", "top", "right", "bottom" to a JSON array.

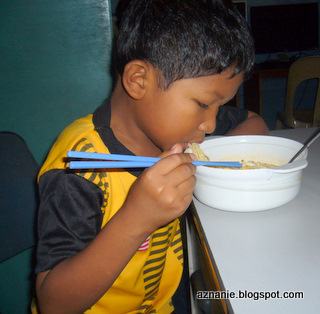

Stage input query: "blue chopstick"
[
  {"left": 69, "top": 160, "right": 242, "bottom": 169},
  {"left": 67, "top": 151, "right": 160, "bottom": 162},
  {"left": 67, "top": 151, "right": 242, "bottom": 169}
]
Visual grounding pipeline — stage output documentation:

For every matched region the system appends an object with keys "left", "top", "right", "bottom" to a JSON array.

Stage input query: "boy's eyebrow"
[
  {"left": 203, "top": 89, "right": 225, "bottom": 100},
  {"left": 207, "top": 89, "right": 238, "bottom": 105},
  {"left": 212, "top": 91, "right": 224, "bottom": 99}
]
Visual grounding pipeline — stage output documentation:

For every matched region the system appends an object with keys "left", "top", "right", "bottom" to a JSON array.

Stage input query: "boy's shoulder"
[{"left": 39, "top": 114, "right": 107, "bottom": 177}]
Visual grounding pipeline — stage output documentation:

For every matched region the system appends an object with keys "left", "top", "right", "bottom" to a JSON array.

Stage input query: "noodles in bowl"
[
  {"left": 187, "top": 143, "right": 277, "bottom": 169},
  {"left": 239, "top": 160, "right": 277, "bottom": 169}
]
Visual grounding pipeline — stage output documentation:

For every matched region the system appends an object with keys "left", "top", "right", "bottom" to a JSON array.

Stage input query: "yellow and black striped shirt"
[{"left": 35, "top": 100, "right": 183, "bottom": 313}]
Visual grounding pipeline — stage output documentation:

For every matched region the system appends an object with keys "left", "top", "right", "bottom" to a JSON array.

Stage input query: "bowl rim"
[
  {"left": 201, "top": 134, "right": 303, "bottom": 146},
  {"left": 196, "top": 135, "right": 307, "bottom": 174}
]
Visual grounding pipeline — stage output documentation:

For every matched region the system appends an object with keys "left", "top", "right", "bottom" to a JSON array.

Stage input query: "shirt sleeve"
[
  {"left": 35, "top": 169, "right": 104, "bottom": 273},
  {"left": 210, "top": 106, "right": 248, "bottom": 136}
]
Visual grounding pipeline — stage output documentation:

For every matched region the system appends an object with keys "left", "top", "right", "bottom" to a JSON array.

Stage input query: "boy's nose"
[{"left": 198, "top": 114, "right": 216, "bottom": 134}]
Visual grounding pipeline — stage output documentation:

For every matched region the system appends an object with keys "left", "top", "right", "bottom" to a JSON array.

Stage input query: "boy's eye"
[{"left": 197, "top": 101, "right": 209, "bottom": 109}]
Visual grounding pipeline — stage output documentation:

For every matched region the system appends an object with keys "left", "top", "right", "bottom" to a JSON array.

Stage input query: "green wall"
[{"left": 0, "top": 0, "right": 114, "bottom": 164}]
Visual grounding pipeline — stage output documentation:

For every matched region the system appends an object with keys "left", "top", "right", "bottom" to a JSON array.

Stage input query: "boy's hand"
[{"left": 122, "top": 143, "right": 196, "bottom": 234}]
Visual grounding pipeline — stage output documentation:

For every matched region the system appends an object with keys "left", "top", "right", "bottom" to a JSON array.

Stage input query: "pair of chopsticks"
[{"left": 67, "top": 151, "right": 242, "bottom": 169}]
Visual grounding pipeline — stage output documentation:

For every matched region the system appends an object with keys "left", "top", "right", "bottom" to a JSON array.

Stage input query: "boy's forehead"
[
  {"left": 166, "top": 71, "right": 243, "bottom": 96},
  {"left": 181, "top": 70, "right": 244, "bottom": 87}
]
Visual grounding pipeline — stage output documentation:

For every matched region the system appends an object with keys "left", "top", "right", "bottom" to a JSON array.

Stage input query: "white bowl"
[{"left": 193, "top": 135, "right": 308, "bottom": 212}]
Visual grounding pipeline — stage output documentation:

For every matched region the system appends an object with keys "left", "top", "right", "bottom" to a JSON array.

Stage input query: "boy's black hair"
[{"left": 116, "top": 0, "right": 254, "bottom": 89}]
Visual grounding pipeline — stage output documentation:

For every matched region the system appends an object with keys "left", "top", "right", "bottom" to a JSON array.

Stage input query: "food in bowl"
[
  {"left": 239, "top": 160, "right": 277, "bottom": 169},
  {"left": 188, "top": 143, "right": 209, "bottom": 161},
  {"left": 189, "top": 136, "right": 308, "bottom": 212},
  {"left": 187, "top": 142, "right": 277, "bottom": 169}
]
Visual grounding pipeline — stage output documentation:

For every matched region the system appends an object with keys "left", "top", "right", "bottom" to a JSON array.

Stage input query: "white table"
[{"left": 188, "top": 128, "right": 320, "bottom": 314}]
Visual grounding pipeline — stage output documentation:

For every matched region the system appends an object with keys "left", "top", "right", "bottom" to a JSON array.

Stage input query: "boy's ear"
[{"left": 122, "top": 60, "right": 154, "bottom": 100}]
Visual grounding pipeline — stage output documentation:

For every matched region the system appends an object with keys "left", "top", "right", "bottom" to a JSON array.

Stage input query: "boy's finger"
[
  {"left": 152, "top": 152, "right": 195, "bottom": 175},
  {"left": 166, "top": 162, "right": 196, "bottom": 185}
]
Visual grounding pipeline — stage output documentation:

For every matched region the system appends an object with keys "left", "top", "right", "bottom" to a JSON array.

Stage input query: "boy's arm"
[
  {"left": 225, "top": 110, "right": 269, "bottom": 136},
  {"left": 36, "top": 145, "right": 195, "bottom": 314}
]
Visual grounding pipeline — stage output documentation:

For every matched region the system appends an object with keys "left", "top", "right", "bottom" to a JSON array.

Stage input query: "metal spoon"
[{"left": 289, "top": 127, "right": 320, "bottom": 163}]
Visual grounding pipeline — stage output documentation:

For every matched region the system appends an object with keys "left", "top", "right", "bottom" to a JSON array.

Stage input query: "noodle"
[
  {"left": 187, "top": 143, "right": 277, "bottom": 169},
  {"left": 240, "top": 160, "right": 276, "bottom": 169},
  {"left": 188, "top": 143, "right": 209, "bottom": 161}
]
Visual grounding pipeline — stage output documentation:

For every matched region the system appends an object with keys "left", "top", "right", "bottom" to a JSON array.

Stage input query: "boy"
[{"left": 34, "top": 0, "right": 268, "bottom": 313}]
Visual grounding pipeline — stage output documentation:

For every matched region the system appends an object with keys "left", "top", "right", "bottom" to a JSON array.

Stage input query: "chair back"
[
  {"left": 0, "top": 132, "right": 39, "bottom": 262},
  {"left": 284, "top": 56, "right": 320, "bottom": 128},
  {"left": 0, "top": 132, "right": 39, "bottom": 314}
]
